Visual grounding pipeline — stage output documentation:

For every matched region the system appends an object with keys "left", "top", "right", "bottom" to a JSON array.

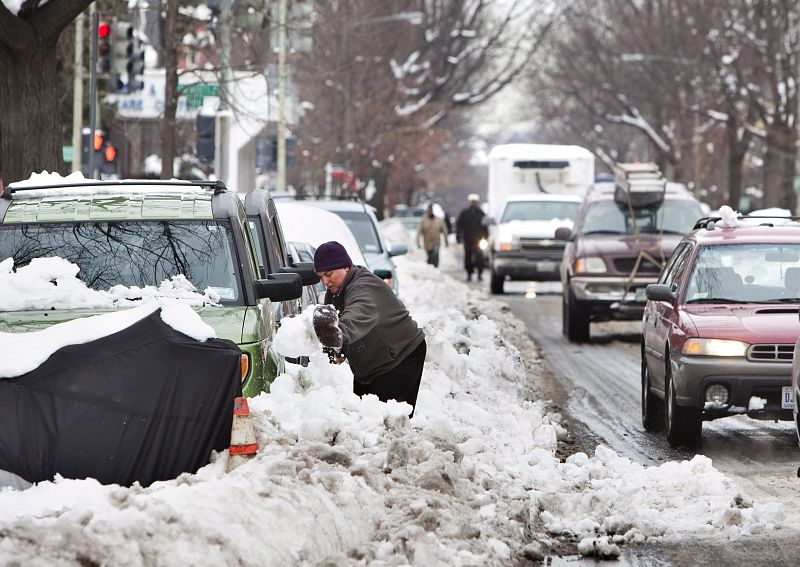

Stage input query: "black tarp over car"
[{"left": 0, "top": 309, "right": 242, "bottom": 487}]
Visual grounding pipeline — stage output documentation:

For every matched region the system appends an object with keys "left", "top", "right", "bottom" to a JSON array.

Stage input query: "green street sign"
[{"left": 63, "top": 145, "right": 73, "bottom": 163}]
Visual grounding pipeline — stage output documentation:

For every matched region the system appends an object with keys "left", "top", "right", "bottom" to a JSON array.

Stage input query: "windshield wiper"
[
  {"left": 759, "top": 298, "right": 800, "bottom": 304},
  {"left": 581, "top": 230, "right": 624, "bottom": 235},
  {"left": 685, "top": 297, "right": 750, "bottom": 304},
  {"left": 639, "top": 228, "right": 686, "bottom": 235}
]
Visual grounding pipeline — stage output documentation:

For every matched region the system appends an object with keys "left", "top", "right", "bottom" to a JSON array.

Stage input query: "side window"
[
  {"left": 659, "top": 243, "right": 692, "bottom": 288},
  {"left": 240, "top": 216, "right": 261, "bottom": 280},
  {"left": 267, "top": 201, "right": 289, "bottom": 269},
  {"left": 247, "top": 219, "right": 268, "bottom": 279}
]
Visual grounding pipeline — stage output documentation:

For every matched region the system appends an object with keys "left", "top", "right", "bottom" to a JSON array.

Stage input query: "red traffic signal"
[
  {"left": 92, "top": 132, "right": 104, "bottom": 151},
  {"left": 98, "top": 22, "right": 111, "bottom": 39},
  {"left": 103, "top": 144, "right": 117, "bottom": 163}
]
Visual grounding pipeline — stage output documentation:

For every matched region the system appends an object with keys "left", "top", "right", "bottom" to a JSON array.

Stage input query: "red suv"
[
  {"left": 558, "top": 182, "right": 703, "bottom": 342},
  {"left": 642, "top": 214, "right": 800, "bottom": 447}
]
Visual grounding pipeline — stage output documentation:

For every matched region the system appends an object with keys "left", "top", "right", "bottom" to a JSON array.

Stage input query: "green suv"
[{"left": 0, "top": 179, "right": 301, "bottom": 397}]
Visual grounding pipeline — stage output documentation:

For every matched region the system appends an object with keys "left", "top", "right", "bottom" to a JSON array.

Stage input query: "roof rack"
[
  {"left": 613, "top": 162, "right": 666, "bottom": 209},
  {"left": 692, "top": 214, "right": 800, "bottom": 230},
  {"left": 1, "top": 179, "right": 228, "bottom": 199}
]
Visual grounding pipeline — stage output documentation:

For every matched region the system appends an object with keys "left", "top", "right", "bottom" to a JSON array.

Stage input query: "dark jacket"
[
  {"left": 456, "top": 206, "right": 488, "bottom": 244},
  {"left": 326, "top": 265, "right": 425, "bottom": 383}
]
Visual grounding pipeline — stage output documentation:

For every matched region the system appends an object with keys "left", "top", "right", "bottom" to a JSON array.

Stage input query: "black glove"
[{"left": 313, "top": 305, "right": 343, "bottom": 349}]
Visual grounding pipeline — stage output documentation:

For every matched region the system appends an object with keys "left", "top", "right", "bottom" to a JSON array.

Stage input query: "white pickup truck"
[
  {"left": 487, "top": 193, "right": 582, "bottom": 293},
  {"left": 485, "top": 144, "right": 595, "bottom": 294}
]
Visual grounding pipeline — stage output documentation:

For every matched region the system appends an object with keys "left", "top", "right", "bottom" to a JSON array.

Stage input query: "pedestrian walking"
[
  {"left": 312, "top": 241, "right": 426, "bottom": 416},
  {"left": 416, "top": 204, "right": 448, "bottom": 267},
  {"left": 456, "top": 193, "right": 488, "bottom": 281}
]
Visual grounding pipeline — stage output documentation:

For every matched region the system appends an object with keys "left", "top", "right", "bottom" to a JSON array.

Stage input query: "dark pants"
[
  {"left": 353, "top": 340, "right": 426, "bottom": 417},
  {"left": 425, "top": 246, "right": 440, "bottom": 267},
  {"left": 463, "top": 239, "right": 485, "bottom": 276}
]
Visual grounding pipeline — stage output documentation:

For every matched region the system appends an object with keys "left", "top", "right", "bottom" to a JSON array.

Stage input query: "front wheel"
[
  {"left": 563, "top": 287, "right": 590, "bottom": 342},
  {"left": 641, "top": 352, "right": 664, "bottom": 432},
  {"left": 665, "top": 360, "right": 702, "bottom": 447},
  {"left": 490, "top": 271, "right": 504, "bottom": 294}
]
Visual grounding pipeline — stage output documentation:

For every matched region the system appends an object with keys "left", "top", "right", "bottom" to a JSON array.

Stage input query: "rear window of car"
[
  {"left": 580, "top": 199, "right": 703, "bottom": 236},
  {"left": 333, "top": 210, "right": 383, "bottom": 254},
  {"left": 501, "top": 201, "right": 580, "bottom": 223},
  {"left": 0, "top": 220, "right": 244, "bottom": 304}
]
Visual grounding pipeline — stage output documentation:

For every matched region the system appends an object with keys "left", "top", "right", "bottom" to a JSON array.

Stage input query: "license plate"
[
  {"left": 782, "top": 386, "right": 795, "bottom": 410},
  {"left": 635, "top": 287, "right": 647, "bottom": 302},
  {"left": 536, "top": 261, "right": 556, "bottom": 272}
]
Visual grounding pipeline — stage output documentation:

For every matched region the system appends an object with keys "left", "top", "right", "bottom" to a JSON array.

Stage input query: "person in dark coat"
[
  {"left": 312, "top": 241, "right": 426, "bottom": 416},
  {"left": 456, "top": 193, "right": 488, "bottom": 281}
]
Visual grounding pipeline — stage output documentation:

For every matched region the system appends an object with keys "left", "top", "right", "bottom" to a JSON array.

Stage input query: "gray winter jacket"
[{"left": 326, "top": 265, "right": 425, "bottom": 383}]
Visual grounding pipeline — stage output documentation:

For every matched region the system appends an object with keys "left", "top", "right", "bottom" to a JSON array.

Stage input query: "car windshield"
[
  {"left": 0, "top": 221, "right": 242, "bottom": 303},
  {"left": 333, "top": 211, "right": 383, "bottom": 254},
  {"left": 685, "top": 243, "right": 800, "bottom": 304},
  {"left": 580, "top": 199, "right": 703, "bottom": 235},
  {"left": 501, "top": 201, "right": 579, "bottom": 223}
]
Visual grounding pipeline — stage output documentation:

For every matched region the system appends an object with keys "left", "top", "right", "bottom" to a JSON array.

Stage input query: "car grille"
[
  {"left": 519, "top": 238, "right": 565, "bottom": 253},
  {"left": 747, "top": 344, "right": 794, "bottom": 362},
  {"left": 613, "top": 257, "right": 663, "bottom": 274}
]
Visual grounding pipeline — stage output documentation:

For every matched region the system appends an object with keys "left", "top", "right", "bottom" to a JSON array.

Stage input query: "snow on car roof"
[
  {"left": 503, "top": 193, "right": 583, "bottom": 203},
  {"left": 275, "top": 202, "right": 367, "bottom": 267}
]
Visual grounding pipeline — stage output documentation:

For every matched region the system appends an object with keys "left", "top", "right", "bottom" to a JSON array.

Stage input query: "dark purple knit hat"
[{"left": 314, "top": 241, "right": 353, "bottom": 272}]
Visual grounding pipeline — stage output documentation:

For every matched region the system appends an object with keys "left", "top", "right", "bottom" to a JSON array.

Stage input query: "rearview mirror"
[
  {"left": 281, "top": 262, "right": 320, "bottom": 285},
  {"left": 554, "top": 226, "right": 572, "bottom": 240},
  {"left": 255, "top": 273, "right": 302, "bottom": 302},
  {"left": 645, "top": 283, "right": 675, "bottom": 303},
  {"left": 374, "top": 268, "right": 393, "bottom": 280},
  {"left": 387, "top": 242, "right": 408, "bottom": 257}
]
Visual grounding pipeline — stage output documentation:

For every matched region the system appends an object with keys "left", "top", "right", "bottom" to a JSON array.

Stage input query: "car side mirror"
[
  {"left": 485, "top": 216, "right": 496, "bottom": 226},
  {"left": 645, "top": 283, "right": 676, "bottom": 303},
  {"left": 281, "top": 262, "right": 320, "bottom": 285},
  {"left": 387, "top": 242, "right": 408, "bottom": 257},
  {"left": 255, "top": 272, "right": 302, "bottom": 302},
  {"left": 554, "top": 226, "right": 572, "bottom": 240},
  {"left": 374, "top": 268, "right": 393, "bottom": 280}
]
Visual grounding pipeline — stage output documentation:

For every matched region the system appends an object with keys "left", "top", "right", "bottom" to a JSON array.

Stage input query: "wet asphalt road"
[{"left": 460, "top": 276, "right": 800, "bottom": 566}]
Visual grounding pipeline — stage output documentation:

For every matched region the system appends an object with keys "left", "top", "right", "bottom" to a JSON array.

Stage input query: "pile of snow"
[
  {"left": 717, "top": 205, "right": 740, "bottom": 228},
  {"left": 0, "top": 247, "right": 783, "bottom": 564}
]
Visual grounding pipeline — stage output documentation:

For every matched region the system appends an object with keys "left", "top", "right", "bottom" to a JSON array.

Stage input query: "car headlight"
[
  {"left": 496, "top": 233, "right": 516, "bottom": 251},
  {"left": 574, "top": 256, "right": 606, "bottom": 273},
  {"left": 682, "top": 338, "right": 749, "bottom": 357}
]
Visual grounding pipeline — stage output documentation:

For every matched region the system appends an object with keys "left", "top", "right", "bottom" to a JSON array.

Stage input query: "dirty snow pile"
[{"left": 0, "top": 247, "right": 783, "bottom": 564}]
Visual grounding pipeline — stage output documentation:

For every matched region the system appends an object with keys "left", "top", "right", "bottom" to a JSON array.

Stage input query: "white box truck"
[{"left": 485, "top": 144, "right": 595, "bottom": 293}]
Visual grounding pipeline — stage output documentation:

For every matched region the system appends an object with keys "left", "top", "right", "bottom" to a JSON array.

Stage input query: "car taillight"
[{"left": 240, "top": 354, "right": 250, "bottom": 382}]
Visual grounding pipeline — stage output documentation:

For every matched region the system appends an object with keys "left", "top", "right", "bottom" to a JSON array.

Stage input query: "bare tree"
[{"left": 0, "top": 0, "right": 93, "bottom": 185}]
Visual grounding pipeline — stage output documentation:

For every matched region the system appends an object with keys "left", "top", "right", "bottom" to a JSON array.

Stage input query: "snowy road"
[{"left": 492, "top": 280, "right": 800, "bottom": 565}]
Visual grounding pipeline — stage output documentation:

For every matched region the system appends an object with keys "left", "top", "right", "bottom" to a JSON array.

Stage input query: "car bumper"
[
  {"left": 491, "top": 253, "right": 562, "bottom": 281},
  {"left": 672, "top": 354, "right": 793, "bottom": 421},
  {"left": 568, "top": 276, "right": 657, "bottom": 321}
]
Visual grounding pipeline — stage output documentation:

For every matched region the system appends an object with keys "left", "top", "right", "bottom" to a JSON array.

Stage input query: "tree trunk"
[
  {"left": 160, "top": 0, "right": 179, "bottom": 179},
  {"left": 726, "top": 118, "right": 750, "bottom": 210},
  {"left": 762, "top": 120, "right": 797, "bottom": 211},
  {"left": 0, "top": 44, "right": 62, "bottom": 185}
]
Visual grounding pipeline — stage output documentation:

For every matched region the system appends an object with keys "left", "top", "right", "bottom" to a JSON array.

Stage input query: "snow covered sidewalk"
[{"left": 0, "top": 248, "right": 784, "bottom": 565}]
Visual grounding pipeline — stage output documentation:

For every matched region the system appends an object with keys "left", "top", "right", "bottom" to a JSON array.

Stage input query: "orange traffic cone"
[{"left": 226, "top": 396, "right": 258, "bottom": 472}]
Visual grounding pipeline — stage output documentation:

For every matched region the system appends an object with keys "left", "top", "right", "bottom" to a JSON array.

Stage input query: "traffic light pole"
[
  {"left": 71, "top": 13, "right": 85, "bottom": 173},
  {"left": 88, "top": 9, "right": 99, "bottom": 179},
  {"left": 276, "top": 0, "right": 287, "bottom": 193}
]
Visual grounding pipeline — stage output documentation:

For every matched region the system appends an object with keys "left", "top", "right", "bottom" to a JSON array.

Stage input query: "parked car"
[
  {"left": 286, "top": 241, "right": 326, "bottom": 309},
  {"left": 557, "top": 182, "right": 704, "bottom": 342},
  {"left": 486, "top": 193, "right": 582, "bottom": 293},
  {"left": 291, "top": 199, "right": 408, "bottom": 294},
  {"left": 0, "top": 179, "right": 302, "bottom": 397},
  {"left": 241, "top": 188, "right": 320, "bottom": 320},
  {"left": 643, "top": 214, "right": 800, "bottom": 447}
]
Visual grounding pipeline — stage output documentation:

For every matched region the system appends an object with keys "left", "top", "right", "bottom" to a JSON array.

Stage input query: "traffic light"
[
  {"left": 97, "top": 20, "right": 112, "bottom": 74},
  {"left": 80, "top": 128, "right": 118, "bottom": 178},
  {"left": 112, "top": 21, "right": 133, "bottom": 92},
  {"left": 196, "top": 112, "right": 216, "bottom": 164}
]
